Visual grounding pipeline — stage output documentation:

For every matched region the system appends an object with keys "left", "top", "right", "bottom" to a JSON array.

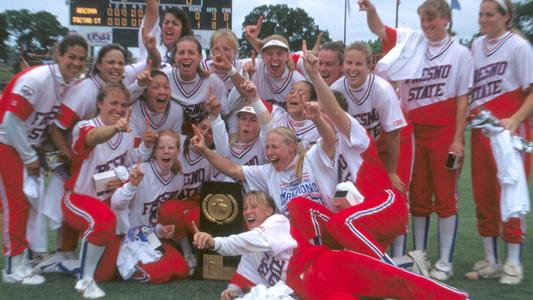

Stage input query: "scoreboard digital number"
[{"left": 70, "top": 0, "right": 232, "bottom": 30}]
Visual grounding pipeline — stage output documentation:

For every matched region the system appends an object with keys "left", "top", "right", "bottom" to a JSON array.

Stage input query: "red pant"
[
  {"left": 0, "top": 144, "right": 29, "bottom": 256},
  {"left": 471, "top": 122, "right": 531, "bottom": 243},
  {"left": 410, "top": 125, "right": 460, "bottom": 217},
  {"left": 158, "top": 199, "right": 200, "bottom": 240},
  {"left": 289, "top": 191, "right": 408, "bottom": 260},
  {"left": 95, "top": 238, "right": 188, "bottom": 283},
  {"left": 287, "top": 245, "right": 470, "bottom": 300},
  {"left": 62, "top": 192, "right": 116, "bottom": 246}
]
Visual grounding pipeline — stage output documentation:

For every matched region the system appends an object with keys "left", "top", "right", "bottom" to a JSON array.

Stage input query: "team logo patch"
[
  {"left": 393, "top": 120, "right": 403, "bottom": 126},
  {"left": 21, "top": 85, "right": 35, "bottom": 98}
]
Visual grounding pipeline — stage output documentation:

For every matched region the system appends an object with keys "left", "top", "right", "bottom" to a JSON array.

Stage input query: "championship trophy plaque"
[{"left": 197, "top": 181, "right": 244, "bottom": 280}]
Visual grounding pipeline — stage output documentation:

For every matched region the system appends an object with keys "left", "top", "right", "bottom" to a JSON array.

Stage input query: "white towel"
[
  {"left": 117, "top": 226, "right": 163, "bottom": 279},
  {"left": 42, "top": 172, "right": 65, "bottom": 230},
  {"left": 23, "top": 170, "right": 48, "bottom": 252},
  {"left": 487, "top": 130, "right": 530, "bottom": 221},
  {"left": 374, "top": 28, "right": 427, "bottom": 81},
  {"left": 117, "top": 240, "right": 162, "bottom": 279}
]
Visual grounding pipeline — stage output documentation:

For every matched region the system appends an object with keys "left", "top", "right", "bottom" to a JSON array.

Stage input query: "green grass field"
[{"left": 1, "top": 136, "right": 532, "bottom": 299}]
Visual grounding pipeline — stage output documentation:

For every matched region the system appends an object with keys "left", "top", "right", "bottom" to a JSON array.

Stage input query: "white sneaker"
[
  {"left": 499, "top": 263, "right": 523, "bottom": 285},
  {"left": 430, "top": 260, "right": 453, "bottom": 281},
  {"left": 465, "top": 259, "right": 502, "bottom": 280},
  {"left": 32, "top": 252, "right": 67, "bottom": 273},
  {"left": 184, "top": 254, "right": 197, "bottom": 277},
  {"left": 2, "top": 265, "right": 46, "bottom": 285},
  {"left": 407, "top": 250, "right": 430, "bottom": 277},
  {"left": 75, "top": 278, "right": 106, "bottom": 299}
]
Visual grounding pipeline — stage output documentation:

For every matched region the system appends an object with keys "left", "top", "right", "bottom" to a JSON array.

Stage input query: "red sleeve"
[
  {"left": 261, "top": 98, "right": 273, "bottom": 113},
  {"left": 5, "top": 93, "right": 33, "bottom": 121},
  {"left": 0, "top": 65, "right": 39, "bottom": 122},
  {"left": 229, "top": 272, "right": 256, "bottom": 291},
  {"left": 72, "top": 124, "right": 95, "bottom": 158},
  {"left": 56, "top": 103, "right": 80, "bottom": 130},
  {"left": 382, "top": 26, "right": 398, "bottom": 55}
]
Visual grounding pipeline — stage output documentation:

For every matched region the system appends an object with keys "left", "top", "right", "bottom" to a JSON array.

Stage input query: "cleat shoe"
[
  {"left": 184, "top": 254, "right": 197, "bottom": 277},
  {"left": 430, "top": 260, "right": 453, "bottom": 281},
  {"left": 407, "top": 250, "right": 430, "bottom": 277},
  {"left": 499, "top": 263, "right": 523, "bottom": 285},
  {"left": 466, "top": 259, "right": 502, "bottom": 280},
  {"left": 32, "top": 252, "right": 67, "bottom": 273},
  {"left": 75, "top": 278, "right": 106, "bottom": 299},
  {"left": 57, "top": 259, "right": 81, "bottom": 276},
  {"left": 2, "top": 266, "right": 45, "bottom": 285}
]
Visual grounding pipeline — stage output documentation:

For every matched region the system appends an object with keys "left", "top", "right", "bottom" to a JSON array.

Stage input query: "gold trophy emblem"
[{"left": 202, "top": 193, "right": 239, "bottom": 225}]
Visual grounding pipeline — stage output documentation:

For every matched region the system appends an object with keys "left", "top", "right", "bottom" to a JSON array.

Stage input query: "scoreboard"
[{"left": 69, "top": 0, "right": 232, "bottom": 48}]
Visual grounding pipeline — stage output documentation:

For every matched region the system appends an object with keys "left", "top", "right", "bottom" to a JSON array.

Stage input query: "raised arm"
[
  {"left": 190, "top": 124, "right": 245, "bottom": 181},
  {"left": 358, "top": 0, "right": 387, "bottom": 41},
  {"left": 86, "top": 108, "right": 131, "bottom": 146},
  {"left": 244, "top": 16, "right": 265, "bottom": 53},
  {"left": 302, "top": 40, "right": 352, "bottom": 137},
  {"left": 143, "top": 0, "right": 160, "bottom": 35}
]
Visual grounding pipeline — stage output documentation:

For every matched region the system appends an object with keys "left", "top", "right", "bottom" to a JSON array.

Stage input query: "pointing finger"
[
  {"left": 251, "top": 51, "right": 256, "bottom": 68},
  {"left": 191, "top": 221, "right": 200, "bottom": 234}
]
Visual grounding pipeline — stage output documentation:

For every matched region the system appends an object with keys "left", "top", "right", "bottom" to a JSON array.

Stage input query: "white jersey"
[
  {"left": 211, "top": 115, "right": 267, "bottom": 166},
  {"left": 0, "top": 64, "right": 69, "bottom": 146},
  {"left": 252, "top": 58, "right": 306, "bottom": 108},
  {"left": 331, "top": 74, "right": 406, "bottom": 139},
  {"left": 388, "top": 31, "right": 473, "bottom": 126},
  {"left": 129, "top": 97, "right": 184, "bottom": 144},
  {"left": 55, "top": 64, "right": 145, "bottom": 130},
  {"left": 66, "top": 117, "right": 134, "bottom": 200},
  {"left": 111, "top": 160, "right": 185, "bottom": 234},
  {"left": 201, "top": 58, "right": 250, "bottom": 94},
  {"left": 271, "top": 105, "right": 319, "bottom": 146},
  {"left": 470, "top": 31, "right": 533, "bottom": 115},
  {"left": 243, "top": 143, "right": 337, "bottom": 216},
  {"left": 336, "top": 114, "right": 370, "bottom": 183},
  {"left": 178, "top": 136, "right": 217, "bottom": 200},
  {"left": 138, "top": 16, "right": 173, "bottom": 65},
  {"left": 163, "top": 67, "right": 229, "bottom": 121},
  {"left": 213, "top": 214, "right": 296, "bottom": 287}
]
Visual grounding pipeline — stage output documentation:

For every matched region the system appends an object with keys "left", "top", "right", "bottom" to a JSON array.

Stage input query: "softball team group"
[{"left": 0, "top": 0, "right": 531, "bottom": 299}]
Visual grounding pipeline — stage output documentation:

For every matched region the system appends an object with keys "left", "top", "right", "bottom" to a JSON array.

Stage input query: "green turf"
[{"left": 1, "top": 134, "right": 532, "bottom": 299}]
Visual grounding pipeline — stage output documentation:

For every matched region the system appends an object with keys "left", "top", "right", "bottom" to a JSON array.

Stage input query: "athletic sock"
[
  {"left": 505, "top": 243, "right": 522, "bottom": 266},
  {"left": 179, "top": 236, "right": 194, "bottom": 257},
  {"left": 483, "top": 236, "right": 499, "bottom": 264},
  {"left": 412, "top": 216, "right": 430, "bottom": 251},
  {"left": 5, "top": 254, "right": 23, "bottom": 274},
  {"left": 79, "top": 239, "right": 105, "bottom": 280},
  {"left": 438, "top": 214, "right": 458, "bottom": 264},
  {"left": 391, "top": 234, "right": 407, "bottom": 257}
]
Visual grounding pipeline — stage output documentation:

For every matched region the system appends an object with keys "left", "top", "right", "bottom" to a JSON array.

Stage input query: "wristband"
[
  {"left": 250, "top": 97, "right": 267, "bottom": 115},
  {"left": 228, "top": 66, "right": 238, "bottom": 76}
]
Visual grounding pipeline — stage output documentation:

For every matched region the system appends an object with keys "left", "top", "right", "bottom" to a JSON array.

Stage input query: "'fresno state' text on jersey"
[
  {"left": 331, "top": 74, "right": 406, "bottom": 140},
  {"left": 470, "top": 31, "right": 533, "bottom": 114},
  {"left": 257, "top": 253, "right": 286, "bottom": 286}
]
